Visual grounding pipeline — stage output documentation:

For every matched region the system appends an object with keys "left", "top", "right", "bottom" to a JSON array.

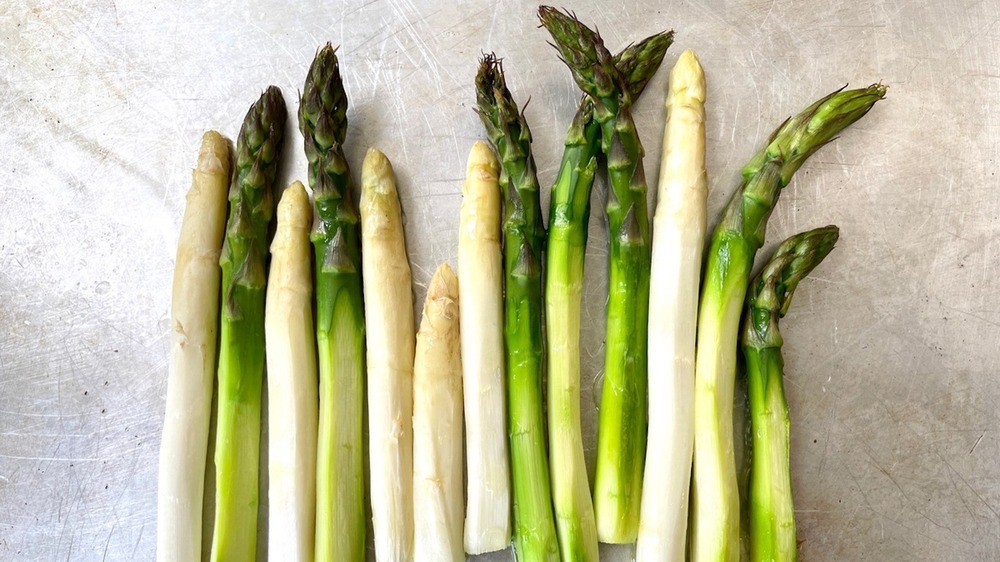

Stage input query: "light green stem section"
[
  {"left": 690, "top": 232, "right": 752, "bottom": 562},
  {"left": 546, "top": 232, "right": 599, "bottom": 562},
  {"left": 212, "top": 282, "right": 265, "bottom": 562},
  {"left": 745, "top": 347, "right": 796, "bottom": 562},
  {"left": 315, "top": 291, "right": 366, "bottom": 561}
]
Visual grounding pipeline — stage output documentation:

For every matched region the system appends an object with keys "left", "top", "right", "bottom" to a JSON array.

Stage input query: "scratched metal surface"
[{"left": 2, "top": 0, "right": 999, "bottom": 560}]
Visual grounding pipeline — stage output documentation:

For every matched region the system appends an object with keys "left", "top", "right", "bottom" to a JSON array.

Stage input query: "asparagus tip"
[
  {"left": 363, "top": 147, "right": 393, "bottom": 181},
  {"left": 276, "top": 181, "right": 312, "bottom": 231},
  {"left": 467, "top": 141, "right": 499, "bottom": 177}
]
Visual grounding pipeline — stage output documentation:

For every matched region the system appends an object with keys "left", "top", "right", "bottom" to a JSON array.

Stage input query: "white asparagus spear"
[
  {"left": 360, "top": 147, "right": 415, "bottom": 562},
  {"left": 636, "top": 49, "right": 708, "bottom": 562},
  {"left": 157, "top": 130, "right": 231, "bottom": 562},
  {"left": 265, "top": 181, "right": 318, "bottom": 561},
  {"left": 458, "top": 141, "right": 511, "bottom": 553},
  {"left": 413, "top": 263, "right": 465, "bottom": 562}
]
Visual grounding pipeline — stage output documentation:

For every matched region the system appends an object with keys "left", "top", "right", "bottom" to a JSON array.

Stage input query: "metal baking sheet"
[{"left": 2, "top": 0, "right": 999, "bottom": 559}]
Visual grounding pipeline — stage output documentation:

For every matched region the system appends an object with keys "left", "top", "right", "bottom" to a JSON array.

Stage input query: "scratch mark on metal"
[{"left": 969, "top": 431, "right": 985, "bottom": 455}]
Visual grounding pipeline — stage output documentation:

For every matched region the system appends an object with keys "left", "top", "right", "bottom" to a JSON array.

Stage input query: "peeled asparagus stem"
[
  {"left": 636, "top": 49, "right": 707, "bottom": 562},
  {"left": 457, "top": 141, "right": 511, "bottom": 553},
  {"left": 413, "top": 263, "right": 465, "bottom": 562},
  {"left": 156, "top": 130, "right": 231, "bottom": 562},
  {"left": 361, "top": 147, "right": 415, "bottom": 562},
  {"left": 265, "top": 181, "right": 318, "bottom": 562}
]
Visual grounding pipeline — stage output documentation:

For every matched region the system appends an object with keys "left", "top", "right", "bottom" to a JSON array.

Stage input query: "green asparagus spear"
[
  {"left": 539, "top": 6, "right": 664, "bottom": 544},
  {"left": 690, "top": 84, "right": 885, "bottom": 562},
  {"left": 211, "top": 85, "right": 287, "bottom": 562},
  {"left": 475, "top": 31, "right": 672, "bottom": 559},
  {"left": 298, "top": 44, "right": 366, "bottom": 562},
  {"left": 475, "top": 54, "right": 558, "bottom": 562},
  {"left": 742, "top": 226, "right": 839, "bottom": 562}
]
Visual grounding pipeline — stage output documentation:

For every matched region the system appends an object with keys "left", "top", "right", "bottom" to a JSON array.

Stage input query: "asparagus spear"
[
  {"left": 157, "top": 130, "right": 231, "bottom": 562},
  {"left": 636, "top": 49, "right": 707, "bottom": 562},
  {"left": 475, "top": 54, "right": 557, "bottom": 562},
  {"left": 299, "top": 43, "right": 367, "bottom": 562},
  {"left": 211, "top": 86, "right": 287, "bottom": 562},
  {"left": 742, "top": 226, "right": 839, "bottom": 562},
  {"left": 265, "top": 181, "right": 318, "bottom": 561},
  {"left": 458, "top": 141, "right": 510, "bottom": 554},
  {"left": 360, "top": 147, "right": 415, "bottom": 562},
  {"left": 413, "top": 263, "right": 465, "bottom": 562},
  {"left": 539, "top": 6, "right": 659, "bottom": 544},
  {"left": 690, "top": 84, "right": 885, "bottom": 562}
]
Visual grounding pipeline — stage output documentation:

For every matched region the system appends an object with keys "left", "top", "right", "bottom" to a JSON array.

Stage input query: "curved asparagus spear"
[
  {"left": 742, "top": 226, "right": 839, "bottom": 562},
  {"left": 361, "top": 148, "right": 415, "bottom": 562},
  {"left": 157, "top": 131, "right": 231, "bottom": 562},
  {"left": 212, "top": 86, "right": 287, "bottom": 562},
  {"left": 458, "top": 141, "right": 510, "bottom": 554},
  {"left": 539, "top": 6, "right": 659, "bottom": 544},
  {"left": 690, "top": 85, "right": 885, "bottom": 562},
  {"left": 637, "top": 49, "right": 707, "bottom": 562},
  {"left": 413, "top": 263, "right": 465, "bottom": 562},
  {"left": 299, "top": 43, "right": 367, "bottom": 562},
  {"left": 475, "top": 54, "right": 554, "bottom": 561},
  {"left": 265, "top": 181, "right": 318, "bottom": 561}
]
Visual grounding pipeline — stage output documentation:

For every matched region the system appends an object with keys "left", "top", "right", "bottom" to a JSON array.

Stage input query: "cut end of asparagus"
[
  {"left": 668, "top": 50, "right": 706, "bottom": 105},
  {"left": 744, "top": 225, "right": 840, "bottom": 350}
]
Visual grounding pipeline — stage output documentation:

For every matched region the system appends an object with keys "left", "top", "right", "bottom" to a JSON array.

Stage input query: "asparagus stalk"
[
  {"left": 545, "top": 36, "right": 676, "bottom": 484},
  {"left": 636, "top": 49, "right": 707, "bottom": 562},
  {"left": 742, "top": 226, "right": 839, "bottom": 562},
  {"left": 539, "top": 6, "right": 658, "bottom": 544},
  {"left": 360, "top": 147, "right": 415, "bottom": 562},
  {"left": 475, "top": 54, "right": 557, "bottom": 562},
  {"left": 157, "top": 131, "right": 231, "bottom": 562},
  {"left": 265, "top": 181, "right": 318, "bottom": 561},
  {"left": 413, "top": 263, "right": 465, "bottom": 562},
  {"left": 457, "top": 141, "right": 510, "bottom": 553},
  {"left": 211, "top": 86, "right": 286, "bottom": 562},
  {"left": 690, "top": 84, "right": 886, "bottom": 562},
  {"left": 299, "top": 44, "right": 367, "bottom": 562}
]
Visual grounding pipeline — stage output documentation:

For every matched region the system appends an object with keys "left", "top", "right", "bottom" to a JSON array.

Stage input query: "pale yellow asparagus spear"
[
  {"left": 636, "top": 49, "right": 707, "bottom": 562},
  {"left": 360, "top": 147, "right": 415, "bottom": 562},
  {"left": 157, "top": 131, "right": 231, "bottom": 562},
  {"left": 265, "top": 181, "right": 318, "bottom": 562},
  {"left": 458, "top": 141, "right": 511, "bottom": 553},
  {"left": 413, "top": 263, "right": 465, "bottom": 562}
]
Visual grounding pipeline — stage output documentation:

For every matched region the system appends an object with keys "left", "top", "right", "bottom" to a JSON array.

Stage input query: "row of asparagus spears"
[{"left": 157, "top": 5, "right": 885, "bottom": 562}]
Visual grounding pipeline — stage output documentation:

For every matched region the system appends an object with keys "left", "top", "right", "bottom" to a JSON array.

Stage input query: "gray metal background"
[{"left": 2, "top": 0, "right": 999, "bottom": 560}]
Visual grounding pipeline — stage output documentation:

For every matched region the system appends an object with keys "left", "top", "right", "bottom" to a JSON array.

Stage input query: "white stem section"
[
  {"left": 361, "top": 148, "right": 415, "bottom": 562},
  {"left": 157, "top": 131, "right": 230, "bottom": 562},
  {"left": 413, "top": 263, "right": 465, "bottom": 562},
  {"left": 637, "top": 49, "right": 707, "bottom": 562},
  {"left": 458, "top": 141, "right": 511, "bottom": 553},
  {"left": 265, "top": 181, "right": 318, "bottom": 562}
]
